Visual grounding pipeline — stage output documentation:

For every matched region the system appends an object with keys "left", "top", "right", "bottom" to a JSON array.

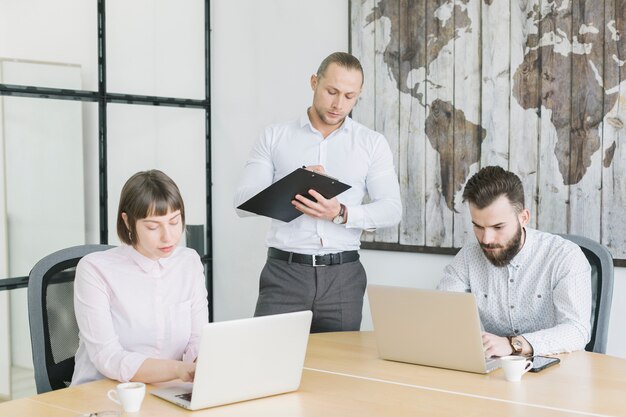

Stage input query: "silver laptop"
[
  {"left": 367, "top": 285, "right": 499, "bottom": 374},
  {"left": 151, "top": 310, "right": 313, "bottom": 410}
]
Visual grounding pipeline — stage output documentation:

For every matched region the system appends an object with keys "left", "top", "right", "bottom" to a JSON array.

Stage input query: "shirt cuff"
[
  {"left": 522, "top": 333, "right": 551, "bottom": 356},
  {"left": 345, "top": 205, "right": 365, "bottom": 229}
]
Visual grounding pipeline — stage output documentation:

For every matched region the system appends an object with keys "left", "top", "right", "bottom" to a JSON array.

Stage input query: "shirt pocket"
[{"left": 165, "top": 300, "right": 192, "bottom": 358}]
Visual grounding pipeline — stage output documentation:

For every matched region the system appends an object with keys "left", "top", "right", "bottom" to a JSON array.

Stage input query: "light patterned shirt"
[{"left": 437, "top": 227, "right": 591, "bottom": 356}]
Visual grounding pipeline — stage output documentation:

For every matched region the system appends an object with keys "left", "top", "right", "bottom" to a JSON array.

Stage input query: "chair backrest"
[
  {"left": 559, "top": 234, "right": 614, "bottom": 354},
  {"left": 27, "top": 244, "right": 113, "bottom": 393}
]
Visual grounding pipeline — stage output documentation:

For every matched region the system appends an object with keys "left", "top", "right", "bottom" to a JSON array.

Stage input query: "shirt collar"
[
  {"left": 123, "top": 245, "right": 175, "bottom": 273},
  {"left": 508, "top": 227, "right": 535, "bottom": 269},
  {"left": 300, "top": 108, "right": 353, "bottom": 135}
]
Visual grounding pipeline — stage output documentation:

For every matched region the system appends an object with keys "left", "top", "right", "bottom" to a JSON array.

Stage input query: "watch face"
[{"left": 332, "top": 215, "right": 343, "bottom": 224}]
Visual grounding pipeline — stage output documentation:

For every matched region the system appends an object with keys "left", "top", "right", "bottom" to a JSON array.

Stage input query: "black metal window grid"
[{"left": 0, "top": 0, "right": 213, "bottom": 320}]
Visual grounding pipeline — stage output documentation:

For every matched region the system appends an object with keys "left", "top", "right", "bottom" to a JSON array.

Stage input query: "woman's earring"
[{"left": 128, "top": 231, "right": 132, "bottom": 242}]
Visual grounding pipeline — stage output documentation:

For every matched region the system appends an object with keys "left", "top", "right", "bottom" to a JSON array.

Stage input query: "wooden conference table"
[{"left": 2, "top": 331, "right": 626, "bottom": 417}]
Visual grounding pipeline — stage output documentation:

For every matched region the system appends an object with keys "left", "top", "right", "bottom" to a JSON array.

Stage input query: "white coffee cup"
[
  {"left": 500, "top": 356, "right": 533, "bottom": 382},
  {"left": 107, "top": 382, "right": 146, "bottom": 413}
]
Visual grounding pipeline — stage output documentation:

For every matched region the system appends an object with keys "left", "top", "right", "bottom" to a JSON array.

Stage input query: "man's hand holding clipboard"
[
  {"left": 292, "top": 165, "right": 347, "bottom": 223},
  {"left": 236, "top": 166, "right": 351, "bottom": 223}
]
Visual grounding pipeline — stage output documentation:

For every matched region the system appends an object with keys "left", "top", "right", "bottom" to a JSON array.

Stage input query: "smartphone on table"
[{"left": 529, "top": 356, "right": 560, "bottom": 372}]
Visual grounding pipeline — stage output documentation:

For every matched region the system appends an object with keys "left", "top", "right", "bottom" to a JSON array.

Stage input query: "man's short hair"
[
  {"left": 462, "top": 166, "right": 525, "bottom": 213},
  {"left": 117, "top": 169, "right": 185, "bottom": 245},
  {"left": 316, "top": 52, "right": 364, "bottom": 85}
]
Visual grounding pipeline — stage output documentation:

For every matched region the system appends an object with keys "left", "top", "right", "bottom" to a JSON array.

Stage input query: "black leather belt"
[{"left": 268, "top": 247, "right": 359, "bottom": 267}]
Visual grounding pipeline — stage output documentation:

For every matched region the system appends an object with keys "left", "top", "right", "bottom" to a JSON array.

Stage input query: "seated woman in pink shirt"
[{"left": 71, "top": 170, "right": 208, "bottom": 386}]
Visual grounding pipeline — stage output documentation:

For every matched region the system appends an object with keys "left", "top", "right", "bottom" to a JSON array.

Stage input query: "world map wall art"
[{"left": 350, "top": 0, "right": 626, "bottom": 265}]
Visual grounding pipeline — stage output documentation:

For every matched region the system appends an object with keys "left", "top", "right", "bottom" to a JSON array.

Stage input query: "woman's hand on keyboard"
[{"left": 176, "top": 361, "right": 196, "bottom": 382}]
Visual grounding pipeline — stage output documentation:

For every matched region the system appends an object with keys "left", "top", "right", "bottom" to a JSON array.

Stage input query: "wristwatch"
[
  {"left": 332, "top": 204, "right": 346, "bottom": 224},
  {"left": 507, "top": 336, "right": 523, "bottom": 355}
]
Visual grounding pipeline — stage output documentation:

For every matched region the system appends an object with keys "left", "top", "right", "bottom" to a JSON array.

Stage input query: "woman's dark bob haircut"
[{"left": 116, "top": 170, "right": 185, "bottom": 245}]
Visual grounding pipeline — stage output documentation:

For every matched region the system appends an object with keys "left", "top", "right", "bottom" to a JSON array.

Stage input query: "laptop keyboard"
[{"left": 175, "top": 392, "right": 192, "bottom": 402}]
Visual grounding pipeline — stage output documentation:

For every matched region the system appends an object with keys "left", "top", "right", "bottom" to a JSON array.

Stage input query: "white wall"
[
  {"left": 211, "top": 0, "right": 351, "bottom": 321},
  {"left": 210, "top": 0, "right": 626, "bottom": 360}
]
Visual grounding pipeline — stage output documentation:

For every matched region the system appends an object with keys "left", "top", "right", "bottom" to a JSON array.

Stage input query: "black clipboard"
[{"left": 237, "top": 168, "right": 351, "bottom": 222}]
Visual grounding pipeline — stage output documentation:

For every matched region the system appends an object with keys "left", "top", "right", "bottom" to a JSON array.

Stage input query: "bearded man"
[{"left": 437, "top": 166, "right": 591, "bottom": 357}]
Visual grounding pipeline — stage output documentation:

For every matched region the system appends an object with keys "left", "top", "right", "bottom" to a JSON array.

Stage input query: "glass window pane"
[
  {"left": 106, "top": 0, "right": 205, "bottom": 99},
  {"left": 0, "top": 0, "right": 98, "bottom": 91},
  {"left": 0, "top": 97, "right": 98, "bottom": 280},
  {"left": 107, "top": 104, "right": 207, "bottom": 248}
]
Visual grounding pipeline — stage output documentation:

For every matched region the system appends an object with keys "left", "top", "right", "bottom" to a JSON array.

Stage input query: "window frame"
[{"left": 0, "top": 0, "right": 213, "bottom": 320}]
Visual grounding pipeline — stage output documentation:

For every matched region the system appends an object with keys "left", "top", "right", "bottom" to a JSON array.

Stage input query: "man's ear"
[
  {"left": 518, "top": 208, "right": 531, "bottom": 227},
  {"left": 310, "top": 74, "right": 318, "bottom": 91}
]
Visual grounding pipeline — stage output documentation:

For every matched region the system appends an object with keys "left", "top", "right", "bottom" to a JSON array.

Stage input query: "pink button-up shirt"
[{"left": 71, "top": 245, "right": 208, "bottom": 386}]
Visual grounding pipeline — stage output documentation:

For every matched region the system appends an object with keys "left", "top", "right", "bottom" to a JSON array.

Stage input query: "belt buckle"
[{"left": 312, "top": 255, "right": 326, "bottom": 267}]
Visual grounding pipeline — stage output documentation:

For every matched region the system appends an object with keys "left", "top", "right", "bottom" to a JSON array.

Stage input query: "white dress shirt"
[
  {"left": 233, "top": 112, "right": 402, "bottom": 255},
  {"left": 437, "top": 228, "right": 591, "bottom": 356},
  {"left": 71, "top": 245, "right": 208, "bottom": 386}
]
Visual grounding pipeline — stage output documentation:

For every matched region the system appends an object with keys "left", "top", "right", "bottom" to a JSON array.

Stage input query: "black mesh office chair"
[
  {"left": 27, "top": 244, "right": 113, "bottom": 393},
  {"left": 559, "top": 234, "right": 614, "bottom": 354}
]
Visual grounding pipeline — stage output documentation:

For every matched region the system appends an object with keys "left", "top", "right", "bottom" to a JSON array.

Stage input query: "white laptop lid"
[
  {"left": 153, "top": 310, "right": 312, "bottom": 410},
  {"left": 367, "top": 285, "right": 494, "bottom": 374}
]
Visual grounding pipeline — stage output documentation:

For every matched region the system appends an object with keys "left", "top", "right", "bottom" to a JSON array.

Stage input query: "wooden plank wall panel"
[
  {"left": 351, "top": 0, "right": 376, "bottom": 128},
  {"left": 600, "top": 0, "right": 616, "bottom": 253},
  {"left": 452, "top": 0, "right": 482, "bottom": 247},
  {"left": 351, "top": 0, "right": 625, "bottom": 263},
  {"left": 537, "top": 0, "right": 571, "bottom": 234},
  {"left": 398, "top": 0, "right": 426, "bottom": 246},
  {"left": 424, "top": 0, "right": 454, "bottom": 247},
  {"left": 481, "top": 0, "right": 510, "bottom": 169},
  {"left": 350, "top": 0, "right": 376, "bottom": 243},
  {"left": 601, "top": 0, "right": 626, "bottom": 259},
  {"left": 373, "top": 0, "right": 400, "bottom": 243},
  {"left": 569, "top": 0, "right": 604, "bottom": 240},
  {"left": 602, "top": 92, "right": 626, "bottom": 259},
  {"left": 510, "top": 1, "right": 540, "bottom": 229}
]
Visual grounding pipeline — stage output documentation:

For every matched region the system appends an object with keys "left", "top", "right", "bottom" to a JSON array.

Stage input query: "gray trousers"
[{"left": 254, "top": 257, "right": 367, "bottom": 333}]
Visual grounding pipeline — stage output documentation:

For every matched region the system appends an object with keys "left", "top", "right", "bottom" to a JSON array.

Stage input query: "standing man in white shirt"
[
  {"left": 437, "top": 166, "right": 591, "bottom": 357},
  {"left": 234, "top": 52, "right": 402, "bottom": 333}
]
